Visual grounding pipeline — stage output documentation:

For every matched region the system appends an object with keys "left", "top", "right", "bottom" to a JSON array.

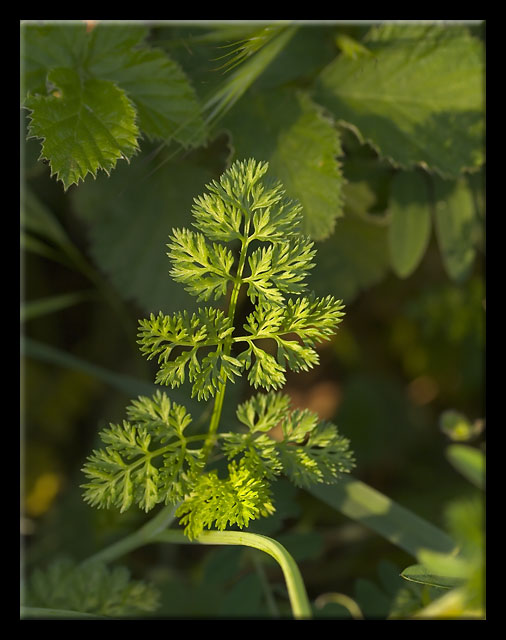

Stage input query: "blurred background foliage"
[{"left": 20, "top": 20, "right": 485, "bottom": 619}]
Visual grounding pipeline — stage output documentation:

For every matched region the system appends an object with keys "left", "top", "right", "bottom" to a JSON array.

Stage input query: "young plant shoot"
[{"left": 81, "top": 158, "right": 354, "bottom": 540}]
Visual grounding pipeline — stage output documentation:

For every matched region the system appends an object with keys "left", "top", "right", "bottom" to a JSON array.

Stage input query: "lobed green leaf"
[
  {"left": 26, "top": 67, "right": 139, "bottom": 190},
  {"left": 22, "top": 21, "right": 207, "bottom": 188},
  {"left": 85, "top": 23, "right": 207, "bottom": 146},
  {"left": 314, "top": 24, "right": 484, "bottom": 177}
]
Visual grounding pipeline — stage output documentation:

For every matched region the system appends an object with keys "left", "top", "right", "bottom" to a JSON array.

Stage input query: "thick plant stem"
[
  {"left": 82, "top": 503, "right": 178, "bottom": 565},
  {"left": 154, "top": 529, "right": 313, "bottom": 619}
]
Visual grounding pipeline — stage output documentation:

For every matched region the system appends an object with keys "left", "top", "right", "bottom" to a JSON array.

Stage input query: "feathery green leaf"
[
  {"left": 235, "top": 295, "right": 345, "bottom": 385},
  {"left": 81, "top": 392, "right": 203, "bottom": 511},
  {"left": 167, "top": 229, "right": 235, "bottom": 301},
  {"left": 137, "top": 308, "right": 237, "bottom": 400},
  {"left": 82, "top": 157, "right": 353, "bottom": 540},
  {"left": 244, "top": 236, "right": 316, "bottom": 304},
  {"left": 278, "top": 416, "right": 355, "bottom": 488},
  {"left": 175, "top": 460, "right": 275, "bottom": 540},
  {"left": 221, "top": 391, "right": 355, "bottom": 489}
]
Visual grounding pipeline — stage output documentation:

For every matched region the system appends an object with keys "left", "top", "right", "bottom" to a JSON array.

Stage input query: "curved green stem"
[
  {"left": 83, "top": 503, "right": 178, "bottom": 565},
  {"left": 314, "top": 593, "right": 364, "bottom": 619},
  {"left": 153, "top": 529, "right": 312, "bottom": 619}
]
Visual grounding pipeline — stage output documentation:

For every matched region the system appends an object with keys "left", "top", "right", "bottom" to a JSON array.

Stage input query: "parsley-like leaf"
[
  {"left": 137, "top": 308, "right": 238, "bottom": 400},
  {"left": 175, "top": 460, "right": 275, "bottom": 540},
  {"left": 83, "top": 158, "right": 354, "bottom": 540},
  {"left": 222, "top": 391, "right": 355, "bottom": 488},
  {"left": 278, "top": 410, "right": 354, "bottom": 487},
  {"left": 167, "top": 229, "right": 235, "bottom": 302},
  {"left": 81, "top": 392, "right": 203, "bottom": 511}
]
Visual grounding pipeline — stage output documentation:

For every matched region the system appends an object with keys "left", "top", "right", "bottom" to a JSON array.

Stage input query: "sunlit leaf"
[
  {"left": 26, "top": 67, "right": 139, "bottom": 190},
  {"left": 401, "top": 561, "right": 466, "bottom": 590},
  {"left": 446, "top": 444, "right": 485, "bottom": 489},
  {"left": 309, "top": 477, "right": 456, "bottom": 558},
  {"left": 314, "top": 24, "right": 484, "bottom": 177},
  {"left": 204, "top": 26, "right": 297, "bottom": 124}
]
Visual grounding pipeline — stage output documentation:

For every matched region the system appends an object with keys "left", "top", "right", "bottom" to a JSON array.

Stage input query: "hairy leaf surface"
[
  {"left": 22, "top": 21, "right": 206, "bottom": 187},
  {"left": 26, "top": 67, "right": 139, "bottom": 190},
  {"left": 314, "top": 24, "right": 484, "bottom": 177}
]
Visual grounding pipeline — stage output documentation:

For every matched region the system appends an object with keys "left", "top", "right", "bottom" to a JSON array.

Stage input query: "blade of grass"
[
  {"left": 203, "top": 25, "right": 297, "bottom": 125},
  {"left": 22, "top": 337, "right": 156, "bottom": 398},
  {"left": 21, "top": 290, "right": 96, "bottom": 322},
  {"left": 309, "top": 476, "right": 456, "bottom": 559},
  {"left": 21, "top": 188, "right": 136, "bottom": 339}
]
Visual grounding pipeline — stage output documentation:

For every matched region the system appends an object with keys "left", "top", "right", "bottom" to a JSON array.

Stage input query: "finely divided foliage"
[
  {"left": 25, "top": 558, "right": 160, "bottom": 616},
  {"left": 82, "top": 159, "right": 354, "bottom": 539}
]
